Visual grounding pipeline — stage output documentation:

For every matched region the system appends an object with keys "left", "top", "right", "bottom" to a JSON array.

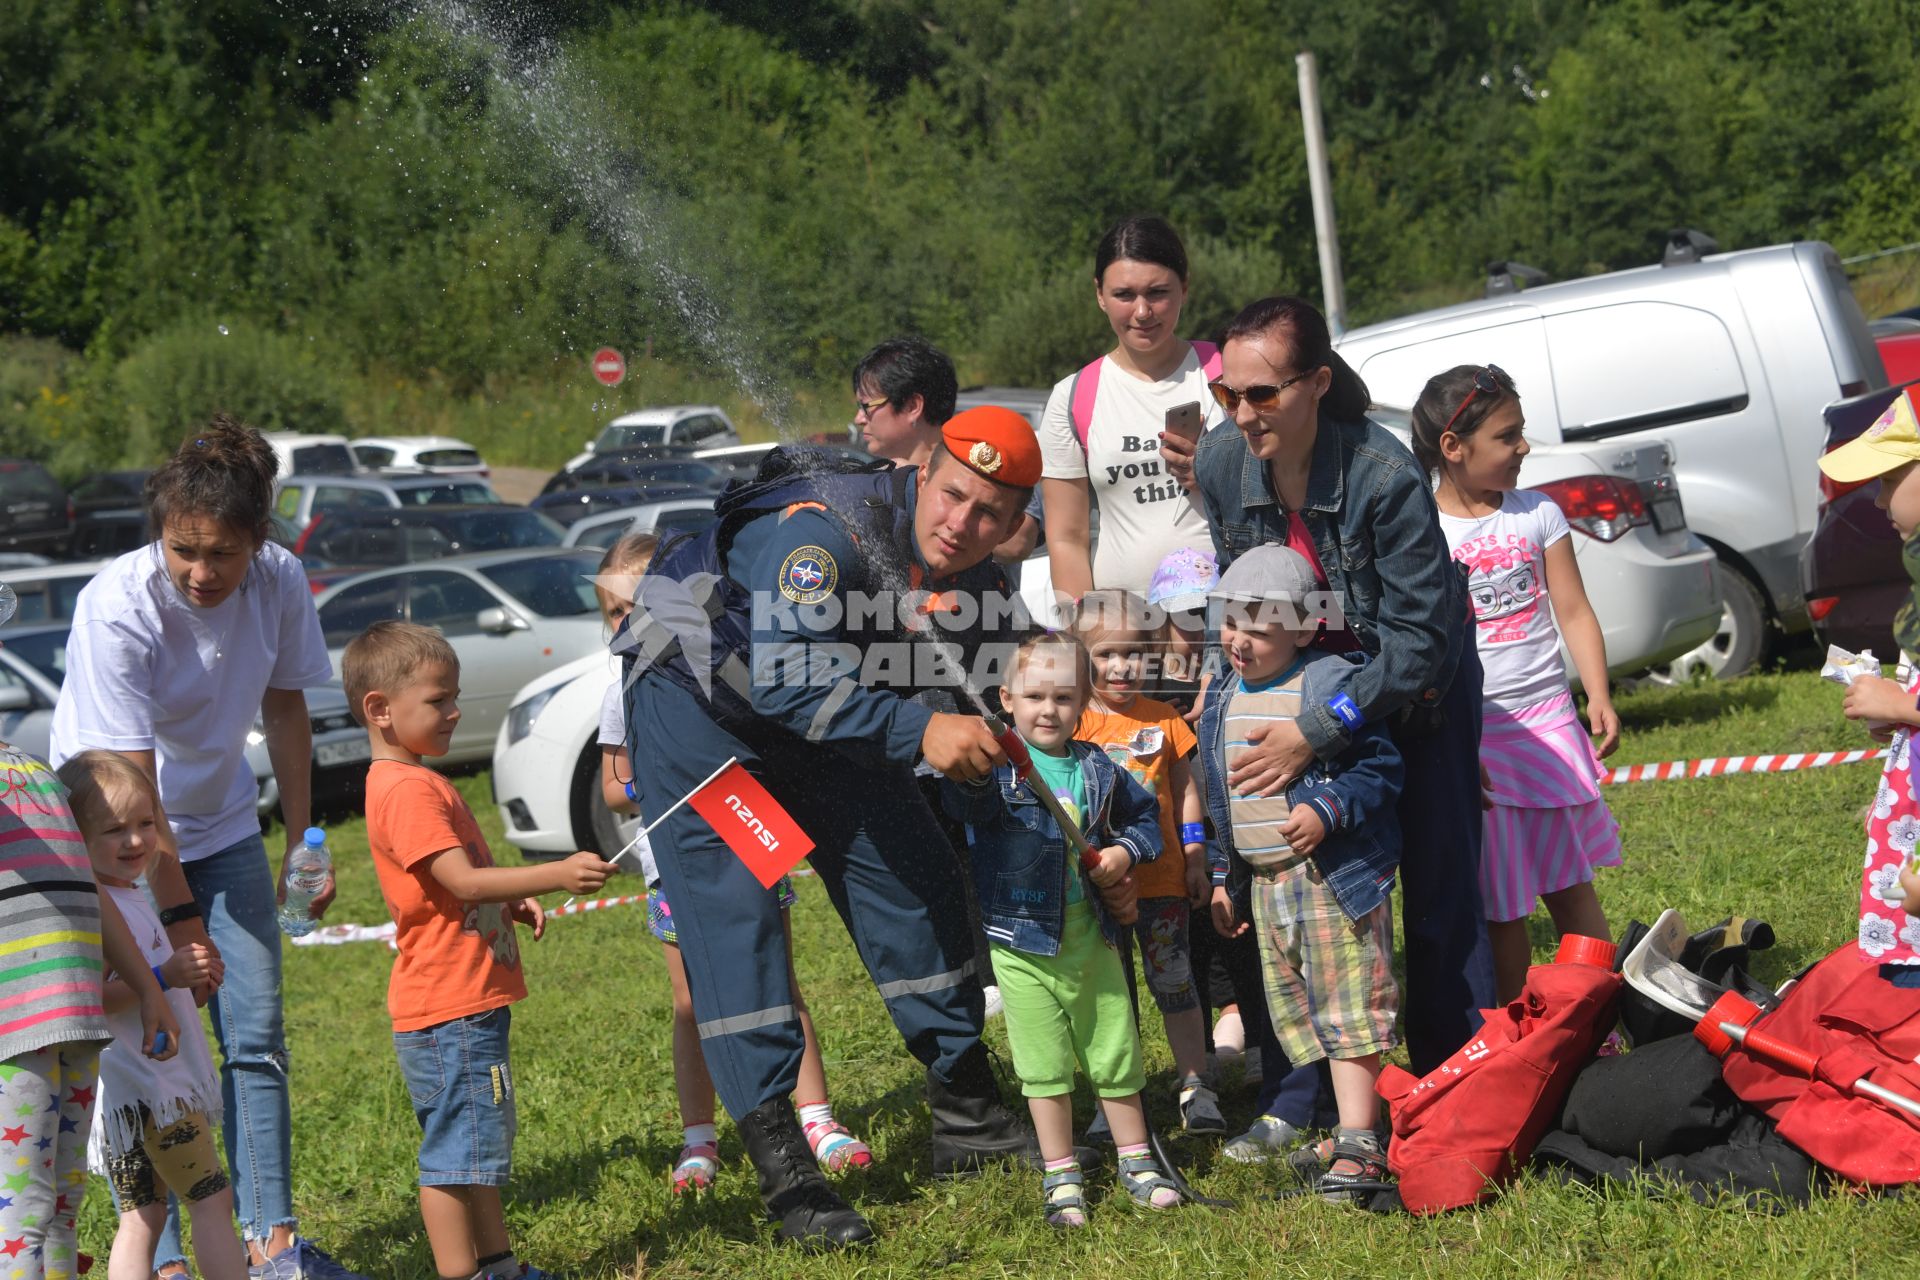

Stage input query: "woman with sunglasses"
[
  {"left": 1038, "top": 215, "right": 1228, "bottom": 603},
  {"left": 1191, "top": 296, "right": 1496, "bottom": 1091}
]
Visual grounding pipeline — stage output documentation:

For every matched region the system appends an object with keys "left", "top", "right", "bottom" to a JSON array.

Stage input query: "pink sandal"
[
  {"left": 804, "top": 1118, "right": 873, "bottom": 1172},
  {"left": 671, "top": 1140, "right": 720, "bottom": 1194}
]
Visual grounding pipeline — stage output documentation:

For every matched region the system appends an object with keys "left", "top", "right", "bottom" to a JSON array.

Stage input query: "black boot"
[
  {"left": 736, "top": 1097, "right": 874, "bottom": 1249},
  {"left": 927, "top": 1042, "right": 1044, "bottom": 1177}
]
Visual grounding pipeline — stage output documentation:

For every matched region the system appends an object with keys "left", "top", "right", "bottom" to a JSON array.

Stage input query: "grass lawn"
[{"left": 78, "top": 667, "right": 1920, "bottom": 1278}]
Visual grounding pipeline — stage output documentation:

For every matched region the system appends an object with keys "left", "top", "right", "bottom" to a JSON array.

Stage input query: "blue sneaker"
[{"left": 247, "top": 1238, "right": 369, "bottom": 1280}]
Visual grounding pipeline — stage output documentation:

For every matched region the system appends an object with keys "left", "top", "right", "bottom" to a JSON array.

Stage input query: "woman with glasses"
[
  {"left": 1038, "top": 215, "right": 1227, "bottom": 602},
  {"left": 1190, "top": 295, "right": 1495, "bottom": 1100}
]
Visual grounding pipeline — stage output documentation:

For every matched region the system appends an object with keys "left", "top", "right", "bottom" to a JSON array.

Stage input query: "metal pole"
[{"left": 1296, "top": 51, "right": 1347, "bottom": 336}]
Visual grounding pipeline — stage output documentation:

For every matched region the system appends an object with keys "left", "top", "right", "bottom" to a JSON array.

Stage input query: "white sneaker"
[
  {"left": 1212, "top": 1008, "right": 1245, "bottom": 1058},
  {"left": 983, "top": 984, "right": 1005, "bottom": 1020},
  {"left": 1223, "top": 1115, "right": 1302, "bottom": 1163}
]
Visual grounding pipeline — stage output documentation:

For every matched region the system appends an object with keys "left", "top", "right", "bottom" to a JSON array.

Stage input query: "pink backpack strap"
[
  {"left": 1193, "top": 340, "right": 1223, "bottom": 382},
  {"left": 1069, "top": 356, "right": 1105, "bottom": 452},
  {"left": 1070, "top": 341, "right": 1221, "bottom": 451}
]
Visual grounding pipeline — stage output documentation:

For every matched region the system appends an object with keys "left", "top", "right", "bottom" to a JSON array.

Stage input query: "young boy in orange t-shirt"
[
  {"left": 344, "top": 622, "right": 615, "bottom": 1280},
  {"left": 1072, "top": 591, "right": 1220, "bottom": 1134}
]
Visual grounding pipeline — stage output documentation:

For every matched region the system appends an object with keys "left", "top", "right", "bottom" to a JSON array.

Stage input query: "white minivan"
[{"left": 1334, "top": 239, "right": 1885, "bottom": 676}]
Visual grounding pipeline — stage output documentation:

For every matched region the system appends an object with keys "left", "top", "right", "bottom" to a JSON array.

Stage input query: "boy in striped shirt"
[{"left": 1196, "top": 546, "right": 1405, "bottom": 1201}]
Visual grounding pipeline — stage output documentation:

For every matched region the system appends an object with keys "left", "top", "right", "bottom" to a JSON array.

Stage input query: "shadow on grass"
[{"left": 1618, "top": 680, "right": 1781, "bottom": 730}]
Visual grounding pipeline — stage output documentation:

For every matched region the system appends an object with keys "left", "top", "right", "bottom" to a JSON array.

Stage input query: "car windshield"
[
  {"left": 655, "top": 507, "right": 717, "bottom": 534},
  {"left": 629, "top": 460, "right": 723, "bottom": 487},
  {"left": 417, "top": 448, "right": 482, "bottom": 468},
  {"left": 1, "top": 628, "right": 68, "bottom": 684},
  {"left": 0, "top": 464, "right": 62, "bottom": 503},
  {"left": 290, "top": 444, "right": 356, "bottom": 475},
  {"left": 430, "top": 510, "right": 564, "bottom": 553},
  {"left": 595, "top": 422, "right": 666, "bottom": 450},
  {"left": 395, "top": 482, "right": 499, "bottom": 506},
  {"left": 478, "top": 553, "right": 600, "bottom": 617}
]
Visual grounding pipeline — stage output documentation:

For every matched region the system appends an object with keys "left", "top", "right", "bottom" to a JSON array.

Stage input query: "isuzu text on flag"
[{"left": 686, "top": 761, "right": 814, "bottom": 888}]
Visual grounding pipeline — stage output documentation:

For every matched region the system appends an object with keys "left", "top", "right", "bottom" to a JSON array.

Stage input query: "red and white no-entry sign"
[{"left": 590, "top": 347, "right": 626, "bottom": 387}]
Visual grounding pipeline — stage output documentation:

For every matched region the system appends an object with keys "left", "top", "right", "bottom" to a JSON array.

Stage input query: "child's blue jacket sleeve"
[{"left": 1290, "top": 720, "right": 1403, "bottom": 837}]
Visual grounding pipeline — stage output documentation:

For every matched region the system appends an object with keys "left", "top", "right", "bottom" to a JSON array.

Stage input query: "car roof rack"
[
  {"left": 1662, "top": 228, "right": 1719, "bottom": 266},
  {"left": 1485, "top": 260, "right": 1549, "bottom": 298}
]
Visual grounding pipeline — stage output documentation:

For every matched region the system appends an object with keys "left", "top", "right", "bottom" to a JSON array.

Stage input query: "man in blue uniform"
[{"left": 623, "top": 407, "right": 1043, "bottom": 1248}]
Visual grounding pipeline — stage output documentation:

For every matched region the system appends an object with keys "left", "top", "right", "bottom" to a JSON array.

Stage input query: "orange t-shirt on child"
[
  {"left": 1076, "top": 696, "right": 1198, "bottom": 901},
  {"left": 365, "top": 759, "right": 528, "bottom": 1033}
]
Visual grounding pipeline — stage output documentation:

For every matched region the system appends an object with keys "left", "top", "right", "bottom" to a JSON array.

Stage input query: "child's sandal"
[
  {"left": 804, "top": 1118, "right": 874, "bottom": 1172},
  {"left": 1312, "top": 1137, "right": 1390, "bottom": 1205},
  {"left": 1041, "top": 1167, "right": 1088, "bottom": 1228},
  {"left": 671, "top": 1141, "right": 720, "bottom": 1194},
  {"left": 1117, "top": 1151, "right": 1183, "bottom": 1209}
]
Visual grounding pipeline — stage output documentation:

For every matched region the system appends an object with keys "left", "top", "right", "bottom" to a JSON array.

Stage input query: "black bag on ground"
[{"left": 1616, "top": 915, "right": 1778, "bottom": 1048}]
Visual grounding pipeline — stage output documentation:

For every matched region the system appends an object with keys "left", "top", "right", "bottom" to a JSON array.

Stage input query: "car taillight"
[
  {"left": 1530, "top": 475, "right": 1650, "bottom": 542},
  {"left": 1818, "top": 470, "right": 1869, "bottom": 506},
  {"left": 292, "top": 514, "right": 321, "bottom": 556},
  {"left": 1808, "top": 596, "right": 1839, "bottom": 621}
]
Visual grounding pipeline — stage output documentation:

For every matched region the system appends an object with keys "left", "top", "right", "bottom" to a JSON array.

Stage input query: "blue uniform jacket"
[
  {"left": 1192, "top": 410, "right": 1472, "bottom": 760},
  {"left": 720, "top": 473, "right": 1019, "bottom": 772},
  {"left": 1199, "top": 650, "right": 1406, "bottom": 921},
  {"left": 942, "top": 743, "right": 1161, "bottom": 956}
]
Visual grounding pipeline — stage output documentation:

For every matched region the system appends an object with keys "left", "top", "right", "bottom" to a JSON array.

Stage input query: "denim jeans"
[
  {"left": 153, "top": 832, "right": 295, "bottom": 1266},
  {"left": 394, "top": 1006, "right": 516, "bottom": 1187}
]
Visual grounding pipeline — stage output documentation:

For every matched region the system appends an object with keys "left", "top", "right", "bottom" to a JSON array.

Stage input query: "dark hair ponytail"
[
  {"left": 1094, "top": 215, "right": 1190, "bottom": 286},
  {"left": 145, "top": 413, "right": 279, "bottom": 545},
  {"left": 1408, "top": 365, "right": 1521, "bottom": 476},
  {"left": 1219, "top": 295, "right": 1370, "bottom": 422}
]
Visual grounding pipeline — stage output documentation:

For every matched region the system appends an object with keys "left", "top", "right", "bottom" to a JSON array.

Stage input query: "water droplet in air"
[{"left": 217, "top": 324, "right": 230, "bottom": 336}]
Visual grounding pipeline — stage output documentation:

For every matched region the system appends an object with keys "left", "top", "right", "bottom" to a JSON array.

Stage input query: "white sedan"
[
  {"left": 494, "top": 651, "right": 636, "bottom": 858},
  {"left": 314, "top": 549, "right": 609, "bottom": 766}
]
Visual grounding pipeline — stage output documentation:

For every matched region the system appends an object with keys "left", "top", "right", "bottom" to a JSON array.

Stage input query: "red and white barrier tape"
[
  {"left": 291, "top": 893, "right": 648, "bottom": 949},
  {"left": 1602, "top": 747, "right": 1886, "bottom": 785}
]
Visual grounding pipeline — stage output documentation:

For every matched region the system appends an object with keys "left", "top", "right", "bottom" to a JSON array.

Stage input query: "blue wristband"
[
  {"left": 624, "top": 779, "right": 637, "bottom": 803},
  {"left": 1180, "top": 822, "right": 1206, "bottom": 846},
  {"left": 150, "top": 965, "right": 169, "bottom": 992},
  {"left": 1328, "top": 692, "right": 1363, "bottom": 731}
]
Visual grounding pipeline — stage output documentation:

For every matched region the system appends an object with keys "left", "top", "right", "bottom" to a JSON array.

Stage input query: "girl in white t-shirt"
[
  {"left": 1414, "top": 366, "right": 1624, "bottom": 1003},
  {"left": 589, "top": 533, "right": 867, "bottom": 1193},
  {"left": 1039, "top": 216, "right": 1227, "bottom": 601}
]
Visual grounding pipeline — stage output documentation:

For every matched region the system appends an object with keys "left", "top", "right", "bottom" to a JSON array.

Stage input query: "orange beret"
[{"left": 940, "top": 405, "right": 1042, "bottom": 488}]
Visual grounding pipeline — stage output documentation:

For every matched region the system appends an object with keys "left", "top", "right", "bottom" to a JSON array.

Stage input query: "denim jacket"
[
  {"left": 1192, "top": 410, "right": 1471, "bottom": 760},
  {"left": 1199, "top": 650, "right": 1405, "bottom": 921},
  {"left": 941, "top": 742, "right": 1161, "bottom": 957}
]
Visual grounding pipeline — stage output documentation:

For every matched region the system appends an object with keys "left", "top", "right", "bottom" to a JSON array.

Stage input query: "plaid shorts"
[
  {"left": 1249, "top": 861, "right": 1399, "bottom": 1066},
  {"left": 649, "top": 875, "right": 797, "bottom": 944}
]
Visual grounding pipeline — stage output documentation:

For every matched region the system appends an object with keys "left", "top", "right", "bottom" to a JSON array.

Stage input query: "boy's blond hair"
[
  {"left": 1006, "top": 630, "right": 1092, "bottom": 698},
  {"left": 55, "top": 750, "right": 161, "bottom": 838},
  {"left": 342, "top": 621, "right": 460, "bottom": 726}
]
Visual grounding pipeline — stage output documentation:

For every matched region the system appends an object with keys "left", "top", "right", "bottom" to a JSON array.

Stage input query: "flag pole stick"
[{"left": 561, "top": 756, "right": 740, "bottom": 909}]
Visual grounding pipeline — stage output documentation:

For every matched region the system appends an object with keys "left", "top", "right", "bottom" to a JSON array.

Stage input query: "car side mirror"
[
  {"left": 584, "top": 440, "right": 595, "bottom": 453},
  {"left": 476, "top": 607, "right": 529, "bottom": 635},
  {"left": 0, "top": 686, "right": 32, "bottom": 713}
]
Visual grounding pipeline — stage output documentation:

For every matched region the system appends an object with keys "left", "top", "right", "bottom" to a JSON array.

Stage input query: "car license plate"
[
  {"left": 315, "top": 739, "right": 372, "bottom": 767},
  {"left": 1650, "top": 495, "right": 1685, "bottom": 534}
]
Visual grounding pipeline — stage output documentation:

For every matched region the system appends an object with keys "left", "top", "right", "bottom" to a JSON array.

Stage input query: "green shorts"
[{"left": 989, "top": 901, "right": 1146, "bottom": 1099}]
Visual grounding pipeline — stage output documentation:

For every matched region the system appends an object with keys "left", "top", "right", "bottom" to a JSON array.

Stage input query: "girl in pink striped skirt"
[{"left": 1413, "top": 365, "right": 1624, "bottom": 1002}]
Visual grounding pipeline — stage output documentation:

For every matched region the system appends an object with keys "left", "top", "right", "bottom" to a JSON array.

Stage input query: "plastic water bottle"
[{"left": 277, "top": 827, "right": 331, "bottom": 938}]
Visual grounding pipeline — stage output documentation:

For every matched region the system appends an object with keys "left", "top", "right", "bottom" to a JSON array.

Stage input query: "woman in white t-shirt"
[
  {"left": 1414, "top": 366, "right": 1624, "bottom": 1006},
  {"left": 1039, "top": 215, "right": 1228, "bottom": 601},
  {"left": 50, "top": 419, "right": 354, "bottom": 1279}
]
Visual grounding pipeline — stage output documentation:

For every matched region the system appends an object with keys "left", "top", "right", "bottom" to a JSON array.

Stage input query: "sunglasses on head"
[
  {"left": 1207, "top": 368, "right": 1316, "bottom": 414},
  {"left": 1441, "top": 364, "right": 1511, "bottom": 435}
]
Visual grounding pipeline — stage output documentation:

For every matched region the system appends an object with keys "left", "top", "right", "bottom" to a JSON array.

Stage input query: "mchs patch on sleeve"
[{"left": 779, "top": 545, "right": 839, "bottom": 605}]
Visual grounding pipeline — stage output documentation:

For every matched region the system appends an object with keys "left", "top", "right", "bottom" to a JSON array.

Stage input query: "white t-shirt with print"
[
  {"left": 51, "top": 542, "right": 333, "bottom": 861},
  {"left": 1438, "top": 489, "right": 1573, "bottom": 712},
  {"left": 1038, "top": 346, "right": 1225, "bottom": 596},
  {"left": 598, "top": 680, "right": 658, "bottom": 884}
]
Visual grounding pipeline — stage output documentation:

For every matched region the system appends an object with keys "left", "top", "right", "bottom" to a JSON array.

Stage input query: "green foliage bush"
[{"left": 115, "top": 320, "right": 351, "bottom": 453}]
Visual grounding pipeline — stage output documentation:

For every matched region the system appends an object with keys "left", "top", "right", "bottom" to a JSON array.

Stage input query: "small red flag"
[{"left": 686, "top": 762, "right": 815, "bottom": 888}]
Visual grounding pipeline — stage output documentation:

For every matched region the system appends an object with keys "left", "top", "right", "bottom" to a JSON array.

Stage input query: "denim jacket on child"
[
  {"left": 942, "top": 742, "right": 1161, "bottom": 956},
  {"left": 1199, "top": 650, "right": 1405, "bottom": 921}
]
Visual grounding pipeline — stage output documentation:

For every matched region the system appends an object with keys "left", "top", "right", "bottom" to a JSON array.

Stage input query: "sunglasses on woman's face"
[
  {"left": 1207, "top": 368, "right": 1315, "bottom": 414},
  {"left": 1441, "top": 364, "right": 1511, "bottom": 434}
]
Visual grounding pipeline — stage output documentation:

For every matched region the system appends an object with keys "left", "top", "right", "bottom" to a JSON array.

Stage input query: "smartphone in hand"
[{"left": 1163, "top": 399, "right": 1204, "bottom": 445}]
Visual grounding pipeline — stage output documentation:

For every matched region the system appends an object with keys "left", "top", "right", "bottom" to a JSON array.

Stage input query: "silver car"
[
  {"left": 313, "top": 549, "right": 607, "bottom": 765},
  {"left": 273, "top": 473, "right": 504, "bottom": 530},
  {"left": 560, "top": 498, "right": 717, "bottom": 550}
]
